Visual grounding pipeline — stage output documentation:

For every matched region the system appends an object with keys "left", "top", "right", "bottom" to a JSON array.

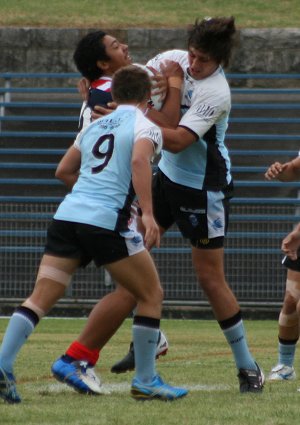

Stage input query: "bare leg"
[
  {"left": 269, "top": 269, "right": 300, "bottom": 379},
  {"left": 191, "top": 246, "right": 260, "bottom": 377},
  {"left": 192, "top": 246, "right": 239, "bottom": 320},
  {"left": 77, "top": 285, "right": 137, "bottom": 349}
]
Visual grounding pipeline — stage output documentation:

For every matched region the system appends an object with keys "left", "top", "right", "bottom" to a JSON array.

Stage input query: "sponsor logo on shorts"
[
  {"left": 180, "top": 207, "right": 206, "bottom": 214},
  {"left": 213, "top": 218, "right": 223, "bottom": 230},
  {"left": 132, "top": 235, "right": 142, "bottom": 244},
  {"left": 189, "top": 214, "right": 199, "bottom": 227},
  {"left": 199, "top": 238, "right": 210, "bottom": 245}
]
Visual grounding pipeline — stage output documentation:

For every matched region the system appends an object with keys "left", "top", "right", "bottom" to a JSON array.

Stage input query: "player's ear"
[{"left": 96, "top": 60, "right": 109, "bottom": 72}]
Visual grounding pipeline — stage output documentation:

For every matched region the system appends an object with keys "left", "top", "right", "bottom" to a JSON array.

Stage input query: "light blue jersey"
[
  {"left": 147, "top": 50, "right": 232, "bottom": 191},
  {"left": 55, "top": 105, "right": 162, "bottom": 231}
]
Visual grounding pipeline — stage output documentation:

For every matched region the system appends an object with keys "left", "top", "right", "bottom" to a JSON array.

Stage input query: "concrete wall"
[{"left": 0, "top": 27, "right": 299, "bottom": 74}]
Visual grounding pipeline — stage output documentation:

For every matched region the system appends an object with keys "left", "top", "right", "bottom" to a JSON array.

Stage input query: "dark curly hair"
[
  {"left": 188, "top": 17, "right": 237, "bottom": 68},
  {"left": 73, "top": 30, "right": 110, "bottom": 81}
]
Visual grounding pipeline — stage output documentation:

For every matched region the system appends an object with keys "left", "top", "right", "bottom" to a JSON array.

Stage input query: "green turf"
[
  {"left": 0, "top": 0, "right": 299, "bottom": 28},
  {"left": 0, "top": 318, "right": 299, "bottom": 424}
]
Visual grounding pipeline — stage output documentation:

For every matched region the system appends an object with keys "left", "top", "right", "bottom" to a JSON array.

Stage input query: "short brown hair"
[{"left": 111, "top": 65, "right": 151, "bottom": 104}]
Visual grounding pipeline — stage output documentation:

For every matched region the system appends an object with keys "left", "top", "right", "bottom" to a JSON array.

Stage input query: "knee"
[
  {"left": 283, "top": 279, "right": 300, "bottom": 312},
  {"left": 114, "top": 285, "right": 137, "bottom": 309},
  {"left": 283, "top": 291, "right": 298, "bottom": 312},
  {"left": 194, "top": 264, "right": 221, "bottom": 292},
  {"left": 143, "top": 282, "right": 164, "bottom": 306}
]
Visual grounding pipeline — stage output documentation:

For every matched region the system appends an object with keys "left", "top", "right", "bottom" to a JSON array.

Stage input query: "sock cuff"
[
  {"left": 218, "top": 310, "right": 242, "bottom": 330},
  {"left": 66, "top": 340, "right": 100, "bottom": 366},
  {"left": 278, "top": 337, "right": 299, "bottom": 345},
  {"left": 15, "top": 305, "right": 39, "bottom": 327},
  {"left": 133, "top": 315, "right": 160, "bottom": 329}
]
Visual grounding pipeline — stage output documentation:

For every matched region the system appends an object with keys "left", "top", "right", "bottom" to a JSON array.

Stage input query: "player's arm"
[
  {"left": 55, "top": 145, "right": 81, "bottom": 190},
  {"left": 146, "top": 61, "right": 183, "bottom": 128},
  {"left": 282, "top": 223, "right": 300, "bottom": 260},
  {"left": 91, "top": 61, "right": 183, "bottom": 128},
  {"left": 131, "top": 138, "right": 160, "bottom": 249},
  {"left": 265, "top": 156, "right": 300, "bottom": 181},
  {"left": 77, "top": 77, "right": 89, "bottom": 101},
  {"left": 161, "top": 125, "right": 198, "bottom": 153}
]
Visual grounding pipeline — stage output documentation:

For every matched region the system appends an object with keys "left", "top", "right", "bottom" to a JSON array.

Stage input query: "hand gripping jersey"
[
  {"left": 78, "top": 76, "right": 113, "bottom": 131},
  {"left": 55, "top": 105, "right": 162, "bottom": 231},
  {"left": 147, "top": 50, "right": 232, "bottom": 191}
]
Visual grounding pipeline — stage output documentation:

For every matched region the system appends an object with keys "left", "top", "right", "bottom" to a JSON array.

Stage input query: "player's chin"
[{"left": 189, "top": 70, "right": 203, "bottom": 80}]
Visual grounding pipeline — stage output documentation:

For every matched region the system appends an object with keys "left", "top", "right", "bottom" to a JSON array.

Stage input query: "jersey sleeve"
[
  {"left": 73, "top": 129, "right": 84, "bottom": 151},
  {"left": 78, "top": 102, "right": 93, "bottom": 131},
  {"left": 134, "top": 112, "right": 163, "bottom": 156},
  {"left": 146, "top": 50, "right": 187, "bottom": 72},
  {"left": 179, "top": 86, "right": 229, "bottom": 137}
]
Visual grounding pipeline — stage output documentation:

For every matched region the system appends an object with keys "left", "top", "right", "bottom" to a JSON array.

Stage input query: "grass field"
[
  {"left": 0, "top": 0, "right": 299, "bottom": 28},
  {"left": 0, "top": 317, "right": 299, "bottom": 425}
]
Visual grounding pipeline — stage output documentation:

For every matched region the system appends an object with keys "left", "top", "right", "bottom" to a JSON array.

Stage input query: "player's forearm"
[
  {"left": 159, "top": 81, "right": 182, "bottom": 127},
  {"left": 132, "top": 158, "right": 153, "bottom": 215},
  {"left": 162, "top": 126, "right": 196, "bottom": 153},
  {"left": 147, "top": 81, "right": 182, "bottom": 129}
]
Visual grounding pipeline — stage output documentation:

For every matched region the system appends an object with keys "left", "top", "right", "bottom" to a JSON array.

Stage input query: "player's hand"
[
  {"left": 281, "top": 226, "right": 300, "bottom": 260},
  {"left": 141, "top": 213, "right": 160, "bottom": 250},
  {"left": 160, "top": 60, "right": 184, "bottom": 80},
  {"left": 77, "top": 78, "right": 89, "bottom": 101},
  {"left": 264, "top": 162, "right": 287, "bottom": 180},
  {"left": 91, "top": 102, "right": 117, "bottom": 120},
  {"left": 148, "top": 67, "right": 168, "bottom": 101}
]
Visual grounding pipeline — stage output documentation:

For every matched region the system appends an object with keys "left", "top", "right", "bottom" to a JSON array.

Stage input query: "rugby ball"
[{"left": 134, "top": 63, "right": 163, "bottom": 111}]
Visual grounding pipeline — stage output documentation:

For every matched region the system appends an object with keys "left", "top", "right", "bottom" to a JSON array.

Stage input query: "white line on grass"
[{"left": 33, "top": 381, "right": 230, "bottom": 395}]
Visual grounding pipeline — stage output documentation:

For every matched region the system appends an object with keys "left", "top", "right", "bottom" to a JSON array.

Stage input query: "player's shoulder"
[
  {"left": 90, "top": 77, "right": 112, "bottom": 91},
  {"left": 196, "top": 67, "right": 230, "bottom": 95},
  {"left": 147, "top": 49, "right": 188, "bottom": 67}
]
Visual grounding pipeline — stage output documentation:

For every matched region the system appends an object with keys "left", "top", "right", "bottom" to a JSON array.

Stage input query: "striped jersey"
[{"left": 78, "top": 76, "right": 113, "bottom": 131}]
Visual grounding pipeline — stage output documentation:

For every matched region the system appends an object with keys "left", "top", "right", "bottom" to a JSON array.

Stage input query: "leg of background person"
[
  {"left": 191, "top": 246, "right": 258, "bottom": 371},
  {"left": 277, "top": 269, "right": 300, "bottom": 362},
  {"left": 269, "top": 269, "right": 300, "bottom": 380}
]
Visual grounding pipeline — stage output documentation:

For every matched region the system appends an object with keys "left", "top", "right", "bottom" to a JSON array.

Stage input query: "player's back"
[{"left": 55, "top": 106, "right": 138, "bottom": 231}]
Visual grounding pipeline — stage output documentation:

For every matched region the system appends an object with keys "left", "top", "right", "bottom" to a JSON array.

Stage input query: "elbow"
[
  {"left": 55, "top": 168, "right": 62, "bottom": 181},
  {"left": 132, "top": 156, "right": 149, "bottom": 171},
  {"left": 55, "top": 167, "right": 66, "bottom": 182},
  {"left": 163, "top": 141, "right": 182, "bottom": 153}
]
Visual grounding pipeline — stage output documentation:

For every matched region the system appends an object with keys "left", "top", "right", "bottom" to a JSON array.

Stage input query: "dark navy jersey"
[{"left": 78, "top": 77, "right": 113, "bottom": 131}]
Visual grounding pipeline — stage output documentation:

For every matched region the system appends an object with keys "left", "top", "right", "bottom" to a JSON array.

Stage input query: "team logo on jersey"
[
  {"left": 195, "top": 104, "right": 215, "bottom": 118},
  {"left": 148, "top": 128, "right": 161, "bottom": 145}
]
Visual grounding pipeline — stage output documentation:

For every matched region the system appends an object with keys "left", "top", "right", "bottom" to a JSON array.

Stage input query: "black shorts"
[
  {"left": 44, "top": 219, "right": 144, "bottom": 267},
  {"left": 152, "top": 169, "right": 234, "bottom": 249},
  {"left": 282, "top": 254, "right": 300, "bottom": 272}
]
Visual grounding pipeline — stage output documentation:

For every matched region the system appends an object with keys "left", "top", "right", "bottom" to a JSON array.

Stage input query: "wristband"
[{"left": 168, "top": 76, "right": 182, "bottom": 89}]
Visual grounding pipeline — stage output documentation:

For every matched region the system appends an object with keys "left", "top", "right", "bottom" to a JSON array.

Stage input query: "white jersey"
[
  {"left": 147, "top": 50, "right": 232, "bottom": 191},
  {"left": 55, "top": 105, "right": 162, "bottom": 231}
]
